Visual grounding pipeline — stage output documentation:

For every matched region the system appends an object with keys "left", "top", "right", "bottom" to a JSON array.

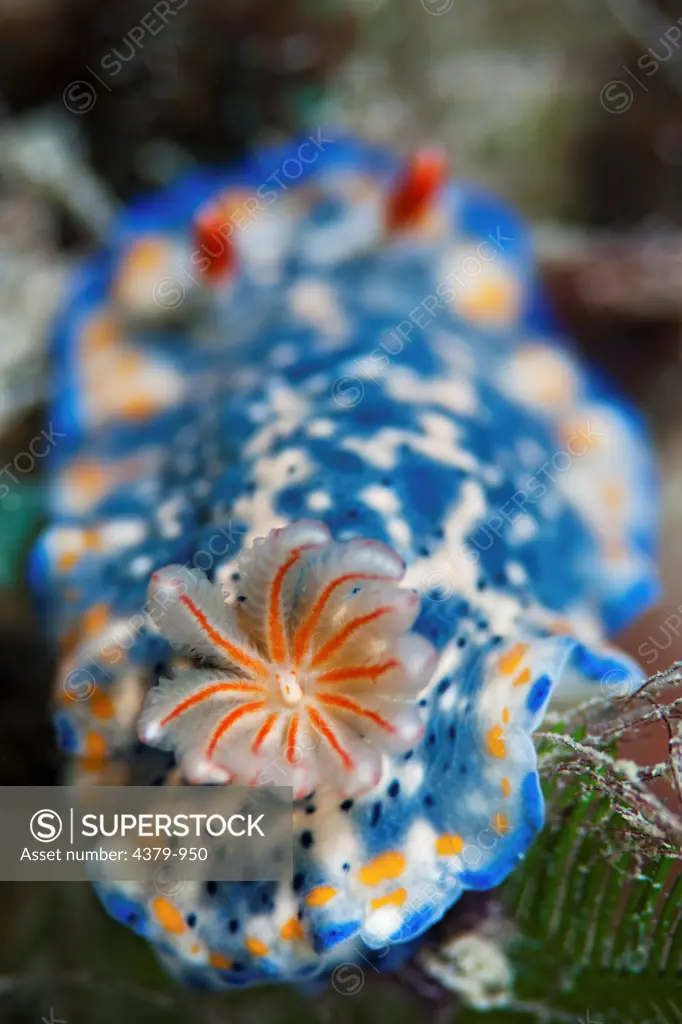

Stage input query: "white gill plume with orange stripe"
[{"left": 138, "top": 521, "right": 436, "bottom": 798}]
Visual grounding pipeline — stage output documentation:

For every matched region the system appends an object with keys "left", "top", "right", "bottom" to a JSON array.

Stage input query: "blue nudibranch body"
[{"left": 33, "top": 135, "right": 659, "bottom": 987}]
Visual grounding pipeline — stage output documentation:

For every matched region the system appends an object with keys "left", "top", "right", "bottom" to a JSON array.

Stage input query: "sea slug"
[{"left": 31, "top": 135, "right": 659, "bottom": 988}]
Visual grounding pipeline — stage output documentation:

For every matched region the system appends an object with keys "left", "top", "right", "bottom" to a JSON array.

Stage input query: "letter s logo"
[{"left": 30, "top": 809, "right": 63, "bottom": 843}]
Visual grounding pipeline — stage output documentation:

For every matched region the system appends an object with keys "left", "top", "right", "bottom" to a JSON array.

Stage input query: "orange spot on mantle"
[
  {"left": 120, "top": 395, "right": 157, "bottom": 421},
  {"left": 281, "top": 916, "right": 305, "bottom": 941},
  {"left": 513, "top": 668, "right": 531, "bottom": 688},
  {"left": 81, "top": 312, "right": 119, "bottom": 353},
  {"left": 603, "top": 481, "right": 624, "bottom": 511},
  {"left": 435, "top": 833, "right": 464, "bottom": 856},
  {"left": 209, "top": 952, "right": 232, "bottom": 970},
  {"left": 90, "top": 688, "right": 115, "bottom": 720},
  {"left": 57, "top": 552, "right": 79, "bottom": 573},
  {"left": 151, "top": 897, "right": 185, "bottom": 934},
  {"left": 493, "top": 812, "right": 512, "bottom": 835},
  {"left": 371, "top": 888, "right": 407, "bottom": 911},
  {"left": 305, "top": 886, "right": 338, "bottom": 907},
  {"left": 125, "top": 238, "right": 167, "bottom": 273},
  {"left": 245, "top": 938, "right": 269, "bottom": 957},
  {"left": 498, "top": 643, "right": 528, "bottom": 676},
  {"left": 83, "top": 603, "right": 110, "bottom": 636},
  {"left": 486, "top": 725, "right": 507, "bottom": 759},
  {"left": 460, "top": 279, "right": 515, "bottom": 323},
  {"left": 84, "top": 731, "right": 107, "bottom": 759},
  {"left": 359, "top": 851, "right": 406, "bottom": 887}
]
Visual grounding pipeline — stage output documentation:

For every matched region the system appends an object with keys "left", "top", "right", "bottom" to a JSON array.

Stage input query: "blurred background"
[{"left": 0, "top": 0, "right": 681, "bottom": 1020}]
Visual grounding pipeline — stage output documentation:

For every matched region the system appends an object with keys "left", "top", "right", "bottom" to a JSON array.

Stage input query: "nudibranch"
[
  {"left": 140, "top": 523, "right": 434, "bottom": 797},
  {"left": 32, "top": 135, "right": 659, "bottom": 990}
]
